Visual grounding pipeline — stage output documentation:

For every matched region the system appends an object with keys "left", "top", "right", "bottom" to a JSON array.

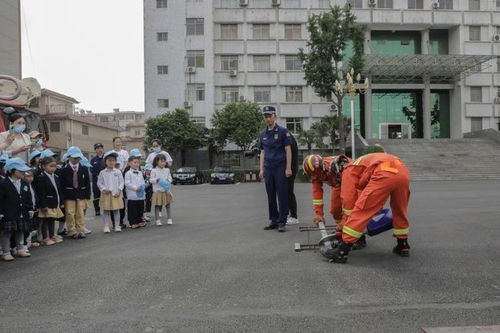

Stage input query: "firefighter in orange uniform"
[
  {"left": 302, "top": 154, "right": 366, "bottom": 249},
  {"left": 328, "top": 152, "right": 411, "bottom": 263}
]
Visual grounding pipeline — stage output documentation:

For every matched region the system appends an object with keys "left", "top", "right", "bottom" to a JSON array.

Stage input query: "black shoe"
[
  {"left": 393, "top": 239, "right": 410, "bottom": 257},
  {"left": 78, "top": 233, "right": 86, "bottom": 239},
  {"left": 120, "top": 224, "right": 127, "bottom": 230},
  {"left": 352, "top": 235, "right": 367, "bottom": 251},
  {"left": 58, "top": 229, "right": 67, "bottom": 236},
  {"left": 95, "top": 212, "right": 101, "bottom": 217},
  {"left": 264, "top": 224, "right": 278, "bottom": 230},
  {"left": 329, "top": 242, "right": 353, "bottom": 264},
  {"left": 278, "top": 225, "right": 286, "bottom": 233}
]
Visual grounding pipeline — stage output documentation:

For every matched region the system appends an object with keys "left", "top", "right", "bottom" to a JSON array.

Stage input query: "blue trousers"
[{"left": 264, "top": 164, "right": 288, "bottom": 226}]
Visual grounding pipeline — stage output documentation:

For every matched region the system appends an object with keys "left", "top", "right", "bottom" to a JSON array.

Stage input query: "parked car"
[
  {"left": 172, "top": 167, "right": 201, "bottom": 185},
  {"left": 210, "top": 166, "right": 235, "bottom": 184}
]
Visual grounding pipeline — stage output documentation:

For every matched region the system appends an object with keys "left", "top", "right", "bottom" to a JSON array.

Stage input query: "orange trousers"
[
  {"left": 330, "top": 186, "right": 342, "bottom": 224},
  {"left": 342, "top": 163, "right": 410, "bottom": 243}
]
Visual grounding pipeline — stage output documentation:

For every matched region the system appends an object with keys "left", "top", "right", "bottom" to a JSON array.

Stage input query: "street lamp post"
[{"left": 335, "top": 68, "right": 369, "bottom": 160}]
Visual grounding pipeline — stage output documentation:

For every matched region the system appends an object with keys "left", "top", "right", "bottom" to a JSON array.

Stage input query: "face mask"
[
  {"left": 151, "top": 147, "right": 160, "bottom": 153},
  {"left": 11, "top": 125, "right": 26, "bottom": 134},
  {"left": 35, "top": 139, "right": 43, "bottom": 146}
]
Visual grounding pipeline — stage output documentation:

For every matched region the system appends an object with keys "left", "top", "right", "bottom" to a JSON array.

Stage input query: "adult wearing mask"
[
  {"left": 90, "top": 143, "right": 105, "bottom": 216},
  {"left": 0, "top": 113, "right": 32, "bottom": 161},
  {"left": 112, "top": 137, "right": 129, "bottom": 172},
  {"left": 145, "top": 139, "right": 173, "bottom": 167}
]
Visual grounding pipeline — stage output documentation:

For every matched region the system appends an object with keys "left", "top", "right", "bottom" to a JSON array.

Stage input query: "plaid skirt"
[{"left": 0, "top": 218, "right": 31, "bottom": 233}]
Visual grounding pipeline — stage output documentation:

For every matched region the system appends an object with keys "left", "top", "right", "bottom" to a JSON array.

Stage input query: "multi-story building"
[
  {"left": 0, "top": 0, "right": 21, "bottom": 78},
  {"left": 144, "top": 0, "right": 500, "bottom": 141}
]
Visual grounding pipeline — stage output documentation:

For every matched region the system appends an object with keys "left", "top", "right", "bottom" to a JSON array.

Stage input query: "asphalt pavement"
[{"left": 0, "top": 180, "right": 499, "bottom": 332}]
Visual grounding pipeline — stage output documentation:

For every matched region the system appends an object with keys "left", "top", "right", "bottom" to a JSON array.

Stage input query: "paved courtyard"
[{"left": 0, "top": 180, "right": 499, "bottom": 332}]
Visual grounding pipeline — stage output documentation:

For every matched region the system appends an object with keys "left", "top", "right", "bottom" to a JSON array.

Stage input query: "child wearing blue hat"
[
  {"left": 150, "top": 155, "right": 173, "bottom": 226},
  {"left": 59, "top": 147, "right": 91, "bottom": 239},
  {"left": 0, "top": 158, "right": 35, "bottom": 261},
  {"left": 143, "top": 164, "right": 153, "bottom": 222},
  {"left": 97, "top": 151, "right": 125, "bottom": 233},
  {"left": 124, "top": 155, "right": 146, "bottom": 229}
]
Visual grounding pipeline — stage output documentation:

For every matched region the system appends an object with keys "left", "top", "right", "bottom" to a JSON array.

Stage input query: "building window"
[
  {"left": 157, "top": 32, "right": 168, "bottom": 41},
  {"left": 221, "top": 24, "right": 238, "bottom": 39},
  {"left": 497, "top": 57, "right": 500, "bottom": 72},
  {"left": 254, "top": 86, "right": 271, "bottom": 103},
  {"left": 377, "top": 0, "right": 393, "bottom": 8},
  {"left": 469, "top": 0, "right": 480, "bottom": 10},
  {"left": 283, "top": 0, "right": 300, "bottom": 8},
  {"left": 253, "top": 24, "right": 270, "bottom": 40},
  {"left": 471, "top": 117, "right": 483, "bottom": 132},
  {"left": 157, "top": 65, "right": 168, "bottom": 75},
  {"left": 156, "top": 0, "right": 168, "bottom": 8},
  {"left": 82, "top": 125, "right": 89, "bottom": 136},
  {"left": 470, "top": 87, "right": 482, "bottom": 102},
  {"left": 220, "top": 0, "right": 239, "bottom": 7},
  {"left": 318, "top": 0, "right": 330, "bottom": 8},
  {"left": 190, "top": 116, "right": 206, "bottom": 126},
  {"left": 438, "top": 0, "right": 453, "bottom": 9},
  {"left": 285, "top": 86, "right": 303, "bottom": 102},
  {"left": 253, "top": 55, "right": 271, "bottom": 71},
  {"left": 252, "top": 0, "right": 270, "bottom": 7},
  {"left": 222, "top": 87, "right": 239, "bottom": 103},
  {"left": 497, "top": 0, "right": 500, "bottom": 9},
  {"left": 186, "top": 18, "right": 204, "bottom": 36},
  {"left": 221, "top": 55, "right": 239, "bottom": 71},
  {"left": 496, "top": 87, "right": 500, "bottom": 98},
  {"left": 469, "top": 26, "right": 480, "bottom": 41},
  {"left": 284, "top": 24, "right": 301, "bottom": 40},
  {"left": 29, "top": 97, "right": 39, "bottom": 108},
  {"left": 319, "top": 94, "right": 332, "bottom": 102},
  {"left": 408, "top": 0, "right": 423, "bottom": 9},
  {"left": 285, "top": 55, "right": 302, "bottom": 71},
  {"left": 286, "top": 118, "right": 302, "bottom": 133},
  {"left": 186, "top": 84, "right": 205, "bottom": 101},
  {"left": 347, "top": 0, "right": 363, "bottom": 8},
  {"left": 187, "top": 50, "right": 205, "bottom": 68},
  {"left": 50, "top": 122, "right": 60, "bottom": 133},
  {"left": 135, "top": 130, "right": 141, "bottom": 136},
  {"left": 157, "top": 99, "right": 169, "bottom": 108}
]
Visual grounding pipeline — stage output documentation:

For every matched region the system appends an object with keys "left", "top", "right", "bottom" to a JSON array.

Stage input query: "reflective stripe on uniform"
[
  {"left": 343, "top": 226, "right": 363, "bottom": 239},
  {"left": 307, "top": 155, "right": 315, "bottom": 171},
  {"left": 353, "top": 156, "right": 365, "bottom": 166},
  {"left": 313, "top": 199, "right": 323, "bottom": 206},
  {"left": 342, "top": 207, "right": 352, "bottom": 215},
  {"left": 393, "top": 228, "right": 409, "bottom": 235}
]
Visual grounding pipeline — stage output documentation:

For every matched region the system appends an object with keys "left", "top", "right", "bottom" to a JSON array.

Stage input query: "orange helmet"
[
  {"left": 329, "top": 154, "right": 350, "bottom": 184},
  {"left": 303, "top": 154, "right": 324, "bottom": 179}
]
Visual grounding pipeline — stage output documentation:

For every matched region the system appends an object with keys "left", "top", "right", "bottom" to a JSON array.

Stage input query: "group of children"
[{"left": 0, "top": 145, "right": 174, "bottom": 262}]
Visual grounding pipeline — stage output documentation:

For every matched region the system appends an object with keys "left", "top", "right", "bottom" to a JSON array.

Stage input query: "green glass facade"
[
  {"left": 371, "top": 31, "right": 421, "bottom": 55},
  {"left": 429, "top": 30, "right": 449, "bottom": 55}
]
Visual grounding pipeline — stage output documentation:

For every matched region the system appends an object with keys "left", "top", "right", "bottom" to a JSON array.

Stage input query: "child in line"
[
  {"left": 150, "top": 155, "right": 173, "bottom": 226},
  {"left": 0, "top": 158, "right": 34, "bottom": 261},
  {"left": 23, "top": 170, "right": 40, "bottom": 249},
  {"left": 110, "top": 156, "right": 126, "bottom": 230},
  {"left": 124, "top": 156, "right": 146, "bottom": 229},
  {"left": 143, "top": 164, "right": 153, "bottom": 222},
  {"left": 59, "top": 147, "right": 91, "bottom": 239},
  {"left": 98, "top": 151, "right": 124, "bottom": 233},
  {"left": 34, "top": 156, "right": 65, "bottom": 246}
]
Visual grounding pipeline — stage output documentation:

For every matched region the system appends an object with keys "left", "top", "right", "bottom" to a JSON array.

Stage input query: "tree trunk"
[
  {"left": 307, "top": 143, "right": 312, "bottom": 154},
  {"left": 181, "top": 149, "right": 186, "bottom": 166}
]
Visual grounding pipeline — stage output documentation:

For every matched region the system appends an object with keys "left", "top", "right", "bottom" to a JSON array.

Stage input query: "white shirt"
[
  {"left": 0, "top": 132, "right": 31, "bottom": 161},
  {"left": 9, "top": 177, "right": 21, "bottom": 194},
  {"left": 97, "top": 168, "right": 124, "bottom": 196},
  {"left": 146, "top": 151, "right": 173, "bottom": 165},
  {"left": 29, "top": 183, "right": 36, "bottom": 208},
  {"left": 150, "top": 167, "right": 172, "bottom": 193},
  {"left": 114, "top": 149, "right": 129, "bottom": 171},
  {"left": 69, "top": 162, "right": 79, "bottom": 172},
  {"left": 44, "top": 171, "right": 61, "bottom": 206},
  {"left": 124, "top": 168, "right": 146, "bottom": 201}
]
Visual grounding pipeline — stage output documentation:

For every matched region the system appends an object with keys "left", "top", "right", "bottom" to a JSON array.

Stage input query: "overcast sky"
[{"left": 21, "top": 0, "right": 144, "bottom": 113}]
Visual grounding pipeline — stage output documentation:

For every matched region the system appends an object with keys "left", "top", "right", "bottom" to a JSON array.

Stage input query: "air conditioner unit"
[
  {"left": 271, "top": 0, "right": 281, "bottom": 7},
  {"left": 239, "top": 96, "right": 246, "bottom": 102},
  {"left": 239, "top": 0, "right": 248, "bottom": 6},
  {"left": 493, "top": 34, "right": 500, "bottom": 42},
  {"left": 184, "top": 101, "right": 193, "bottom": 108},
  {"left": 229, "top": 69, "right": 238, "bottom": 77},
  {"left": 368, "top": 0, "right": 376, "bottom": 7},
  {"left": 495, "top": 97, "right": 500, "bottom": 104},
  {"left": 432, "top": 0, "right": 440, "bottom": 9},
  {"left": 186, "top": 67, "right": 196, "bottom": 74}
]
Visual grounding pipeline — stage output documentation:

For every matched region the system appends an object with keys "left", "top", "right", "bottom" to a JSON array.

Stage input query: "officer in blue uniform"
[{"left": 259, "top": 106, "right": 293, "bottom": 232}]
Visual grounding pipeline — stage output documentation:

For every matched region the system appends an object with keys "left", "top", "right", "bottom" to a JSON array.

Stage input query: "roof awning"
[{"left": 361, "top": 54, "right": 495, "bottom": 83}]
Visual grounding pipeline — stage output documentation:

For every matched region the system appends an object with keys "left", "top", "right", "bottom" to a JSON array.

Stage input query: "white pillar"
[
  {"left": 423, "top": 78, "right": 432, "bottom": 139},
  {"left": 364, "top": 79, "right": 372, "bottom": 139},
  {"left": 421, "top": 29, "right": 429, "bottom": 55}
]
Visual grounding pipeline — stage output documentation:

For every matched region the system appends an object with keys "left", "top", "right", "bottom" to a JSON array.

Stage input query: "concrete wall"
[{"left": 0, "top": 0, "right": 21, "bottom": 78}]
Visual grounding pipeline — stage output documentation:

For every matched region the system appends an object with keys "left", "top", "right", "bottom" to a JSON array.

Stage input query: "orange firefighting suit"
[
  {"left": 340, "top": 153, "right": 411, "bottom": 244},
  {"left": 311, "top": 156, "right": 352, "bottom": 224}
]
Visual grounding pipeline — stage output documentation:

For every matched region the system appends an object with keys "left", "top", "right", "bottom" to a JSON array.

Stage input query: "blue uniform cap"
[
  {"left": 0, "top": 153, "right": 10, "bottom": 164},
  {"left": 262, "top": 106, "right": 276, "bottom": 115},
  {"left": 103, "top": 151, "right": 119, "bottom": 161},
  {"left": 80, "top": 156, "right": 91, "bottom": 168},
  {"left": 129, "top": 148, "right": 142, "bottom": 158},
  {"left": 29, "top": 150, "right": 41, "bottom": 161},
  {"left": 40, "top": 149, "right": 56, "bottom": 159},
  {"left": 143, "top": 163, "right": 153, "bottom": 171},
  {"left": 67, "top": 146, "right": 84, "bottom": 159},
  {"left": 5, "top": 157, "right": 32, "bottom": 172}
]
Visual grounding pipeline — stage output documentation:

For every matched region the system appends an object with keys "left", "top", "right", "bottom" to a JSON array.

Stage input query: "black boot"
[
  {"left": 329, "top": 242, "right": 353, "bottom": 264},
  {"left": 393, "top": 238, "right": 410, "bottom": 257},
  {"left": 352, "top": 235, "right": 367, "bottom": 251}
]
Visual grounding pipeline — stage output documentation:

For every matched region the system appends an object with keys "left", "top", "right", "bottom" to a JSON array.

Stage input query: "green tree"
[
  {"left": 299, "top": 5, "right": 364, "bottom": 153},
  {"left": 145, "top": 109, "right": 206, "bottom": 166},
  {"left": 310, "top": 114, "right": 351, "bottom": 153},
  {"left": 297, "top": 129, "right": 317, "bottom": 154},
  {"left": 211, "top": 102, "right": 263, "bottom": 155},
  {"left": 402, "top": 94, "right": 440, "bottom": 138}
]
